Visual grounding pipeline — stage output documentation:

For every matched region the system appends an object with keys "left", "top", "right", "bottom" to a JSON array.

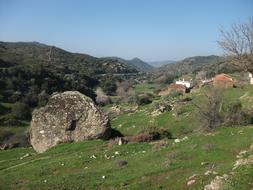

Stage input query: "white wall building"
[
  {"left": 175, "top": 79, "right": 193, "bottom": 88},
  {"left": 249, "top": 71, "right": 253, "bottom": 84}
]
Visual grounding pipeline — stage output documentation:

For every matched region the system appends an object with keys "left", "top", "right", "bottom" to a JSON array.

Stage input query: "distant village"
[{"left": 159, "top": 70, "right": 253, "bottom": 96}]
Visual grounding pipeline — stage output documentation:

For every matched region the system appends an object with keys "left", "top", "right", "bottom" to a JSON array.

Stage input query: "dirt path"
[
  {"left": 0, "top": 156, "right": 51, "bottom": 172},
  {"left": 240, "top": 91, "right": 250, "bottom": 99}
]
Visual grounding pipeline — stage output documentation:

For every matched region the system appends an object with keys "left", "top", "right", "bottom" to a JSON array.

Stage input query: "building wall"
[
  {"left": 213, "top": 80, "right": 233, "bottom": 89},
  {"left": 175, "top": 81, "right": 192, "bottom": 88}
]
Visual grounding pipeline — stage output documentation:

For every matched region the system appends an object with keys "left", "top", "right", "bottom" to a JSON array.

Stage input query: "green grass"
[
  {"left": 0, "top": 126, "right": 252, "bottom": 190},
  {"left": 133, "top": 83, "right": 158, "bottom": 94},
  {"left": 1, "top": 84, "right": 253, "bottom": 189}
]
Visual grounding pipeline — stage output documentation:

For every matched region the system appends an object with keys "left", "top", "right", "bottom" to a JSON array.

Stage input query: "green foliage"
[
  {"left": 12, "top": 102, "right": 30, "bottom": 120},
  {"left": 137, "top": 93, "right": 153, "bottom": 105}
]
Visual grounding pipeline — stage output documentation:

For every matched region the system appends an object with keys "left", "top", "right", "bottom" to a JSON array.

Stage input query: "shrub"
[
  {"left": 95, "top": 87, "right": 111, "bottom": 106},
  {"left": 3, "top": 131, "right": 30, "bottom": 149},
  {"left": 137, "top": 93, "right": 153, "bottom": 105},
  {"left": 169, "top": 90, "right": 183, "bottom": 98},
  {"left": 224, "top": 101, "right": 253, "bottom": 126},
  {"left": 193, "top": 88, "right": 224, "bottom": 130},
  {"left": 151, "top": 101, "right": 172, "bottom": 113},
  {"left": 11, "top": 102, "right": 31, "bottom": 120},
  {"left": 0, "top": 129, "right": 14, "bottom": 142},
  {"left": 127, "top": 132, "right": 154, "bottom": 142},
  {"left": 0, "top": 129, "right": 30, "bottom": 149},
  {"left": 0, "top": 114, "right": 22, "bottom": 126},
  {"left": 126, "top": 128, "right": 172, "bottom": 143}
]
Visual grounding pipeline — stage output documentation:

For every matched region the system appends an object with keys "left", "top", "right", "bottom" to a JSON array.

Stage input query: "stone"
[
  {"left": 30, "top": 91, "right": 111, "bottom": 153},
  {"left": 204, "top": 178, "right": 223, "bottom": 190},
  {"left": 116, "top": 160, "right": 128, "bottom": 167},
  {"left": 187, "top": 179, "right": 196, "bottom": 186}
]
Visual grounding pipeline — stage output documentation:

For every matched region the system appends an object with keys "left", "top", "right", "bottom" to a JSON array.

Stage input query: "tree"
[
  {"left": 95, "top": 87, "right": 110, "bottom": 106},
  {"left": 217, "top": 18, "right": 253, "bottom": 71},
  {"left": 193, "top": 87, "right": 224, "bottom": 130}
]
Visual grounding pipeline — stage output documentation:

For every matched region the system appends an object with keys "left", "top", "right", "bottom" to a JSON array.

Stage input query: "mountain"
[
  {"left": 0, "top": 41, "right": 138, "bottom": 75},
  {"left": 155, "top": 55, "right": 225, "bottom": 76},
  {"left": 105, "top": 57, "right": 154, "bottom": 72},
  {"left": 0, "top": 41, "right": 139, "bottom": 108},
  {"left": 149, "top": 60, "right": 176, "bottom": 67}
]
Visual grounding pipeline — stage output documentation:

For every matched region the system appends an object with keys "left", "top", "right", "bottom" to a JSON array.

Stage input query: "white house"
[
  {"left": 249, "top": 71, "right": 253, "bottom": 84},
  {"left": 175, "top": 78, "right": 193, "bottom": 88}
]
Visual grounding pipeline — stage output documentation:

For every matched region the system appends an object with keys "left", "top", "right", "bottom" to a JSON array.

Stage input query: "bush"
[
  {"left": 126, "top": 128, "right": 172, "bottom": 143},
  {"left": 224, "top": 101, "right": 253, "bottom": 126},
  {"left": 0, "top": 114, "right": 22, "bottom": 126},
  {"left": 194, "top": 88, "right": 224, "bottom": 130},
  {"left": 1, "top": 131, "right": 30, "bottom": 149},
  {"left": 0, "top": 129, "right": 14, "bottom": 142},
  {"left": 169, "top": 90, "right": 183, "bottom": 98},
  {"left": 0, "top": 129, "right": 30, "bottom": 149},
  {"left": 151, "top": 100, "right": 172, "bottom": 113},
  {"left": 12, "top": 102, "right": 31, "bottom": 120},
  {"left": 137, "top": 93, "right": 153, "bottom": 105},
  {"left": 194, "top": 87, "right": 253, "bottom": 130},
  {"left": 95, "top": 87, "right": 111, "bottom": 106}
]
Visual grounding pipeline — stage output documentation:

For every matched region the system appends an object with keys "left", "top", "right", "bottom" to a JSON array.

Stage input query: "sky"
[{"left": 0, "top": 0, "right": 252, "bottom": 62}]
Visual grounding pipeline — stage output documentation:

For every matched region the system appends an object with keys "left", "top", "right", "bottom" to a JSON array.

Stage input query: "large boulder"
[{"left": 30, "top": 91, "right": 111, "bottom": 153}]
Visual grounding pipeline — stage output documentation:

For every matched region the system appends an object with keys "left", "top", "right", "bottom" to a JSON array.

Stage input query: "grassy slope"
[
  {"left": 0, "top": 126, "right": 252, "bottom": 190},
  {"left": 0, "top": 84, "right": 253, "bottom": 190}
]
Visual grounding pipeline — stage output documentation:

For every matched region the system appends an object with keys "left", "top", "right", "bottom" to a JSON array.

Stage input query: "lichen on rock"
[{"left": 30, "top": 91, "right": 111, "bottom": 153}]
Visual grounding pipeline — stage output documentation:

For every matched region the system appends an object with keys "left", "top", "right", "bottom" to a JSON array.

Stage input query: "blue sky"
[{"left": 0, "top": 0, "right": 252, "bottom": 61}]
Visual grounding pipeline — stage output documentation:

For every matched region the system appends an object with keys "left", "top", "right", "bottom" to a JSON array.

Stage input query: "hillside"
[
  {"left": 0, "top": 42, "right": 138, "bottom": 75},
  {"left": 1, "top": 84, "right": 253, "bottom": 190},
  {"left": 155, "top": 55, "right": 225, "bottom": 77},
  {"left": 0, "top": 42, "right": 139, "bottom": 128},
  {"left": 149, "top": 60, "right": 176, "bottom": 67},
  {"left": 105, "top": 57, "right": 154, "bottom": 72}
]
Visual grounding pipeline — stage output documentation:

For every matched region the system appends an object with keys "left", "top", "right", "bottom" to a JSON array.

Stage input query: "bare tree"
[
  {"left": 192, "top": 87, "right": 224, "bottom": 130},
  {"left": 95, "top": 87, "right": 110, "bottom": 106},
  {"left": 217, "top": 18, "right": 253, "bottom": 71}
]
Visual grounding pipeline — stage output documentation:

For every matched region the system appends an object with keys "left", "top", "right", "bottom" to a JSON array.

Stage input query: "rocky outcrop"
[{"left": 30, "top": 91, "right": 111, "bottom": 153}]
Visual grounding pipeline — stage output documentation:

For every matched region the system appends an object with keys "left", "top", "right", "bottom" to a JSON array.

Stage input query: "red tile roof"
[{"left": 213, "top": 73, "right": 233, "bottom": 82}]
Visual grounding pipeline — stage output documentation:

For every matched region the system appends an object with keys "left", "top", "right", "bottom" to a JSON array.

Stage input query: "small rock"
[
  {"left": 118, "top": 138, "right": 123, "bottom": 146},
  {"left": 174, "top": 139, "right": 180, "bottom": 143},
  {"left": 102, "top": 175, "right": 106, "bottom": 179},
  {"left": 116, "top": 160, "right": 128, "bottom": 167},
  {"left": 205, "top": 170, "right": 212, "bottom": 176},
  {"left": 115, "top": 151, "right": 120, "bottom": 155},
  {"left": 188, "top": 174, "right": 198, "bottom": 180},
  {"left": 201, "top": 162, "right": 209, "bottom": 166},
  {"left": 239, "top": 150, "right": 247, "bottom": 155},
  {"left": 90, "top": 155, "right": 96, "bottom": 159},
  {"left": 187, "top": 179, "right": 196, "bottom": 186},
  {"left": 20, "top": 153, "right": 30, "bottom": 160}
]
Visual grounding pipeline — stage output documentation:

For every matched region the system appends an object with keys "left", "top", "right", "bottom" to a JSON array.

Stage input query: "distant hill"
[
  {"left": 0, "top": 41, "right": 139, "bottom": 109},
  {"left": 0, "top": 41, "right": 138, "bottom": 75},
  {"left": 155, "top": 55, "right": 226, "bottom": 77},
  {"left": 105, "top": 57, "right": 154, "bottom": 72},
  {"left": 149, "top": 60, "right": 176, "bottom": 67}
]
